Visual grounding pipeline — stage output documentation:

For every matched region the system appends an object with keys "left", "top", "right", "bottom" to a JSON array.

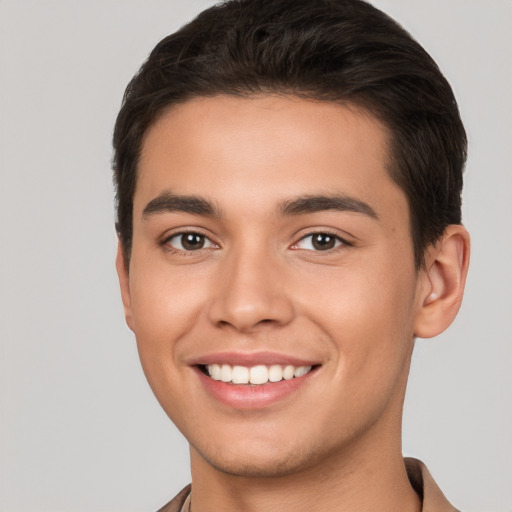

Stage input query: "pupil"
[
  {"left": 312, "top": 233, "right": 335, "bottom": 250},
  {"left": 182, "top": 233, "right": 204, "bottom": 250}
]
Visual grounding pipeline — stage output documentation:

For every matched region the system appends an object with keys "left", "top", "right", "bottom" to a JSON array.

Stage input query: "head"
[
  {"left": 112, "top": 0, "right": 470, "bottom": 480},
  {"left": 113, "top": 0, "right": 467, "bottom": 271}
]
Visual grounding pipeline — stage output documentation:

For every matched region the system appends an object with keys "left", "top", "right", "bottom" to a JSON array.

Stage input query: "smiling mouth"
[{"left": 199, "top": 363, "right": 315, "bottom": 385}]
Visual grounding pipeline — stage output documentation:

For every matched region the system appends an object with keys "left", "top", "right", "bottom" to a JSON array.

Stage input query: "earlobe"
[
  {"left": 115, "top": 240, "right": 135, "bottom": 332},
  {"left": 414, "top": 225, "right": 470, "bottom": 339}
]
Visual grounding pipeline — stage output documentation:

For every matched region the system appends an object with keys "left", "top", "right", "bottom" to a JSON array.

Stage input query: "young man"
[{"left": 113, "top": 0, "right": 470, "bottom": 510}]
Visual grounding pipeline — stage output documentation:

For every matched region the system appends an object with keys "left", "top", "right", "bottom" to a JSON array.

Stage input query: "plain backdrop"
[{"left": 0, "top": 1, "right": 511, "bottom": 511}]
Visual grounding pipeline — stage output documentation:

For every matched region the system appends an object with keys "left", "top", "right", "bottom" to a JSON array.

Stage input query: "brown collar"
[{"left": 405, "top": 457, "right": 460, "bottom": 512}]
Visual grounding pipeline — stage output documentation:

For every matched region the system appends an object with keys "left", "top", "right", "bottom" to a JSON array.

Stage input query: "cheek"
[
  {"left": 127, "top": 264, "right": 206, "bottom": 423},
  {"left": 127, "top": 258, "right": 210, "bottom": 389},
  {"left": 300, "top": 256, "right": 418, "bottom": 372},
  {"left": 130, "top": 257, "right": 207, "bottom": 335},
  {"left": 310, "top": 275, "right": 417, "bottom": 434}
]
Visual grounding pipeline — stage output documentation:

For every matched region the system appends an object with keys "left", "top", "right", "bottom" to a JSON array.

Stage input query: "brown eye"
[
  {"left": 311, "top": 233, "right": 336, "bottom": 250},
  {"left": 167, "top": 232, "right": 215, "bottom": 251},
  {"left": 294, "top": 232, "right": 344, "bottom": 251}
]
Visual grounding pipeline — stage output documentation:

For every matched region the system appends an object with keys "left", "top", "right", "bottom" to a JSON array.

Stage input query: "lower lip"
[{"left": 194, "top": 367, "right": 316, "bottom": 410}]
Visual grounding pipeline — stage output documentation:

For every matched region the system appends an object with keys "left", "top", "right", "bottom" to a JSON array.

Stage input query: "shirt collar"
[{"left": 405, "top": 457, "right": 460, "bottom": 512}]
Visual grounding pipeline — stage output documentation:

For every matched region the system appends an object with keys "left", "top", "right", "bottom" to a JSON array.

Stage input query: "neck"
[{"left": 188, "top": 423, "right": 421, "bottom": 512}]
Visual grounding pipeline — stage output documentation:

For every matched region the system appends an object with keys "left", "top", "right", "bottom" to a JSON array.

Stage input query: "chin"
[
  {"left": 191, "top": 436, "right": 328, "bottom": 479},
  {"left": 199, "top": 451, "right": 308, "bottom": 478}
]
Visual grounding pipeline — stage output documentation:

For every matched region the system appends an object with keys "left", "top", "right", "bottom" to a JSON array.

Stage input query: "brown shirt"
[{"left": 156, "top": 458, "right": 459, "bottom": 512}]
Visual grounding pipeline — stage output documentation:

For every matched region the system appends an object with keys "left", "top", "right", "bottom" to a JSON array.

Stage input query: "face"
[{"left": 118, "top": 95, "right": 429, "bottom": 478}]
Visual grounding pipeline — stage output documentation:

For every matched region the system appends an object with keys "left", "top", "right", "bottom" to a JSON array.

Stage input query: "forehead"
[{"left": 135, "top": 94, "right": 406, "bottom": 222}]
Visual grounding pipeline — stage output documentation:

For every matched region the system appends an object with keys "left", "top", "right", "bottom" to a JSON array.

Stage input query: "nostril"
[{"left": 217, "top": 318, "right": 274, "bottom": 328}]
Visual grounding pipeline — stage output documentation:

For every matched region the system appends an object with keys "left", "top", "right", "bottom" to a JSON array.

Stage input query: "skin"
[{"left": 117, "top": 95, "right": 469, "bottom": 512}]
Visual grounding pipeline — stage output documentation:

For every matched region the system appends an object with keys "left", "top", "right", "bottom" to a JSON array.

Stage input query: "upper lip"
[{"left": 188, "top": 351, "right": 321, "bottom": 367}]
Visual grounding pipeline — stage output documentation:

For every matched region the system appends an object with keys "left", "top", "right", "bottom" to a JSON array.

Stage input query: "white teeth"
[
  {"left": 209, "top": 364, "right": 222, "bottom": 380},
  {"left": 294, "top": 366, "right": 311, "bottom": 378},
  {"left": 250, "top": 365, "right": 269, "bottom": 384},
  {"left": 268, "top": 365, "right": 283, "bottom": 382},
  {"left": 205, "top": 363, "right": 313, "bottom": 385},
  {"left": 283, "top": 365, "right": 295, "bottom": 380},
  {"left": 232, "top": 365, "right": 249, "bottom": 384},
  {"left": 220, "top": 364, "right": 232, "bottom": 382}
]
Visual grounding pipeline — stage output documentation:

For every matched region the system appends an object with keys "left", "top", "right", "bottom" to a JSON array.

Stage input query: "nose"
[{"left": 207, "top": 247, "right": 295, "bottom": 333}]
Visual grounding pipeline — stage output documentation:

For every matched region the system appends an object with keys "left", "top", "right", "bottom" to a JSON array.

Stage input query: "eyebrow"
[
  {"left": 142, "top": 192, "right": 378, "bottom": 221},
  {"left": 142, "top": 192, "right": 220, "bottom": 219},
  {"left": 280, "top": 194, "right": 378, "bottom": 220}
]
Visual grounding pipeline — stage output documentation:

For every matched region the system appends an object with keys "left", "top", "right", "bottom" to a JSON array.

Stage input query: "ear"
[
  {"left": 115, "top": 239, "right": 135, "bottom": 332},
  {"left": 414, "top": 225, "right": 470, "bottom": 339}
]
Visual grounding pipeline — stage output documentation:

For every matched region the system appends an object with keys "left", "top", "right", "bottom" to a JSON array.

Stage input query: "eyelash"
[
  {"left": 291, "top": 231, "right": 351, "bottom": 252},
  {"left": 161, "top": 229, "right": 351, "bottom": 254},
  {"left": 162, "top": 230, "right": 217, "bottom": 253}
]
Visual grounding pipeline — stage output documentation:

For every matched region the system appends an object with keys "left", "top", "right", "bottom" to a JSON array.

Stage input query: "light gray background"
[{"left": 0, "top": 1, "right": 510, "bottom": 511}]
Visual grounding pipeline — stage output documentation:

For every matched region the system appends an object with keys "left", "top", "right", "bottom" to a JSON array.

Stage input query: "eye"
[
  {"left": 166, "top": 232, "right": 216, "bottom": 251},
  {"left": 293, "top": 232, "right": 345, "bottom": 251}
]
